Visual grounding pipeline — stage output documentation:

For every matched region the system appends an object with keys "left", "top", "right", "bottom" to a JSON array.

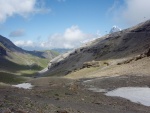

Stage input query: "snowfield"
[{"left": 106, "top": 87, "right": 150, "bottom": 106}]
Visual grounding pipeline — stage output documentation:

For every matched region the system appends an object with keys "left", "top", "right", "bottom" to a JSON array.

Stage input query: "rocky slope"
[{"left": 39, "top": 20, "right": 150, "bottom": 77}]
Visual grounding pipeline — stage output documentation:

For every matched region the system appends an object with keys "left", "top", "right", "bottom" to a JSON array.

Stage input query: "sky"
[{"left": 0, "top": 0, "right": 150, "bottom": 50}]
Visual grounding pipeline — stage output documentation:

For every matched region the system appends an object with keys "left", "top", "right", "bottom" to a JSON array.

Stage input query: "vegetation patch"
[{"left": 0, "top": 72, "right": 26, "bottom": 84}]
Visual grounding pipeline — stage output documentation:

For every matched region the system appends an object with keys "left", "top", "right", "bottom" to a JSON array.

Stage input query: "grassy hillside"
[
  {"left": 0, "top": 53, "right": 49, "bottom": 83},
  {"left": 0, "top": 36, "right": 59, "bottom": 84}
]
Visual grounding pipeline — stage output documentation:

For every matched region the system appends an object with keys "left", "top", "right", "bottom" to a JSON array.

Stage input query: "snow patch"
[
  {"left": 110, "top": 25, "right": 121, "bottom": 33},
  {"left": 105, "top": 87, "right": 150, "bottom": 106},
  {"left": 12, "top": 83, "right": 33, "bottom": 89}
]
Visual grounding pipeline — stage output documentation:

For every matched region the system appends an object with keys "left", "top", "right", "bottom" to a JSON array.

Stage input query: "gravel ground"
[{"left": 1, "top": 75, "right": 150, "bottom": 113}]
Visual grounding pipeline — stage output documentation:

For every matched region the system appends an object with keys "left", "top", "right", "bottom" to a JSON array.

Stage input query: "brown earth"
[{"left": 1, "top": 75, "right": 150, "bottom": 113}]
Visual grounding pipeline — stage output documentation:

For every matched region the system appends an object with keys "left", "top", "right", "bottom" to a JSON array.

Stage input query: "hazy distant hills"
[
  {"left": 52, "top": 48, "right": 72, "bottom": 54},
  {"left": 40, "top": 20, "right": 150, "bottom": 78}
]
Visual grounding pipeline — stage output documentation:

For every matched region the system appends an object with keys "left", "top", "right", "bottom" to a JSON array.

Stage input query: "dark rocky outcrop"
[
  {"left": 0, "top": 46, "right": 6, "bottom": 56},
  {"left": 82, "top": 61, "right": 100, "bottom": 68},
  {"left": 117, "top": 48, "right": 150, "bottom": 65},
  {"left": 146, "top": 48, "right": 150, "bottom": 57}
]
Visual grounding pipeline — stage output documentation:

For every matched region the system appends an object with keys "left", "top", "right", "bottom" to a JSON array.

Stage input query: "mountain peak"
[{"left": 109, "top": 25, "right": 121, "bottom": 33}]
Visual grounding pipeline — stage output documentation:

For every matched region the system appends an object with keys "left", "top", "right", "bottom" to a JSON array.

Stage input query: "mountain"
[
  {"left": 0, "top": 35, "right": 59, "bottom": 59},
  {"left": 0, "top": 35, "right": 59, "bottom": 83},
  {"left": 109, "top": 26, "right": 121, "bottom": 33},
  {"left": 28, "top": 50, "right": 59, "bottom": 60},
  {"left": 39, "top": 20, "right": 150, "bottom": 78}
]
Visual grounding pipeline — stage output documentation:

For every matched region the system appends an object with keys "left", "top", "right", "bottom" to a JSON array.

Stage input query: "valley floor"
[{"left": 1, "top": 75, "right": 150, "bottom": 113}]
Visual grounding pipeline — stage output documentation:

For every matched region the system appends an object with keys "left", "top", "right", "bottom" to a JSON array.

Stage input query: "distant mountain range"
[{"left": 52, "top": 48, "right": 72, "bottom": 54}]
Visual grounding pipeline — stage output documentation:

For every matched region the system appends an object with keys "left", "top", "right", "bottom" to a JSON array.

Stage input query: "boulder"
[{"left": 83, "top": 60, "right": 100, "bottom": 68}]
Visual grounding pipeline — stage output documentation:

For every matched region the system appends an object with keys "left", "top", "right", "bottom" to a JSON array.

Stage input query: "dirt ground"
[{"left": 1, "top": 75, "right": 150, "bottom": 113}]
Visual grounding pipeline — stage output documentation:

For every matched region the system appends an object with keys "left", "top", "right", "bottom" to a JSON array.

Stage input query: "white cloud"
[
  {"left": 45, "top": 25, "right": 99, "bottom": 49},
  {"left": 9, "top": 29, "right": 25, "bottom": 37},
  {"left": 0, "top": 0, "right": 50, "bottom": 23},
  {"left": 14, "top": 25, "right": 99, "bottom": 50},
  {"left": 109, "top": 0, "right": 150, "bottom": 26},
  {"left": 14, "top": 40, "right": 34, "bottom": 47},
  {"left": 64, "top": 25, "right": 85, "bottom": 42}
]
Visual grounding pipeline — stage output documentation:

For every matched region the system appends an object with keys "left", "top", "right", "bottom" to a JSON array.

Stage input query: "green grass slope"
[{"left": 0, "top": 35, "right": 59, "bottom": 84}]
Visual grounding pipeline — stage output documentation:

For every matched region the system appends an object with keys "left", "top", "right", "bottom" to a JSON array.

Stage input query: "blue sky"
[{"left": 0, "top": 0, "right": 150, "bottom": 50}]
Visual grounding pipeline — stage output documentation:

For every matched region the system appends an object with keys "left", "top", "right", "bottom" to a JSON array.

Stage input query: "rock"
[
  {"left": 56, "top": 110, "right": 68, "bottom": 113},
  {"left": 117, "top": 58, "right": 134, "bottom": 65},
  {"left": 103, "top": 62, "right": 109, "bottom": 66},
  {"left": 134, "top": 55, "right": 144, "bottom": 61},
  {"left": 82, "top": 60, "right": 100, "bottom": 68}
]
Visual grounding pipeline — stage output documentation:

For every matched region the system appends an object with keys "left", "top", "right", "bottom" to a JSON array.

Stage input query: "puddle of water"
[
  {"left": 12, "top": 83, "right": 33, "bottom": 89},
  {"left": 105, "top": 87, "right": 150, "bottom": 106}
]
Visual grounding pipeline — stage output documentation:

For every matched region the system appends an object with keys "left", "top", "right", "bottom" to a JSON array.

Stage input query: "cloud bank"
[
  {"left": 14, "top": 25, "right": 100, "bottom": 50},
  {"left": 109, "top": 0, "right": 150, "bottom": 26},
  {"left": 0, "top": 0, "right": 50, "bottom": 23},
  {"left": 14, "top": 40, "right": 34, "bottom": 47}
]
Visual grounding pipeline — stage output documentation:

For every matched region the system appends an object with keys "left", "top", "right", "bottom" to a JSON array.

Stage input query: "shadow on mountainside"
[{"left": 0, "top": 57, "right": 43, "bottom": 73}]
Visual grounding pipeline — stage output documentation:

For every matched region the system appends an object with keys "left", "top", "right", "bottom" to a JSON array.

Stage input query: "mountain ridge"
[{"left": 39, "top": 20, "right": 150, "bottom": 78}]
